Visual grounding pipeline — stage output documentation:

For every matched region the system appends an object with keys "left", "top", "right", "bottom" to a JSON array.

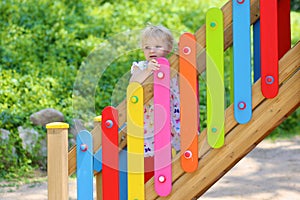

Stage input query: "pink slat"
[{"left": 154, "top": 57, "right": 172, "bottom": 196}]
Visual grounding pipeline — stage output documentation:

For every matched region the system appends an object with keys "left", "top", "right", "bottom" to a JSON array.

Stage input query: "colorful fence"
[{"left": 46, "top": 0, "right": 296, "bottom": 199}]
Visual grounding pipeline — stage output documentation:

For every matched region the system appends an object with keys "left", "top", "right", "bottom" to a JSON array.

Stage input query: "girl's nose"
[{"left": 149, "top": 47, "right": 156, "bottom": 52}]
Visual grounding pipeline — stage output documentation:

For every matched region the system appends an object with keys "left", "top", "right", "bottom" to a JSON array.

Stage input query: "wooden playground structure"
[{"left": 47, "top": 0, "right": 300, "bottom": 199}]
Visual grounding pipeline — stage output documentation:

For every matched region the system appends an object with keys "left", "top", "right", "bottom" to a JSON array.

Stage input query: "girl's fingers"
[
  {"left": 151, "top": 59, "right": 158, "bottom": 64},
  {"left": 153, "top": 65, "right": 160, "bottom": 70},
  {"left": 149, "top": 62, "right": 160, "bottom": 71}
]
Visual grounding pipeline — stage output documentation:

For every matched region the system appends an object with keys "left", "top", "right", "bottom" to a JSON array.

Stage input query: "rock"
[
  {"left": 39, "top": 138, "right": 47, "bottom": 159},
  {"left": 0, "top": 128, "right": 10, "bottom": 140},
  {"left": 30, "top": 108, "right": 64, "bottom": 126},
  {"left": 18, "top": 126, "right": 47, "bottom": 168},
  {"left": 18, "top": 126, "right": 39, "bottom": 154}
]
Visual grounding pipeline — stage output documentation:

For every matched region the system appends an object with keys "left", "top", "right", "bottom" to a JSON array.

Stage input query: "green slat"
[{"left": 206, "top": 8, "right": 225, "bottom": 148}]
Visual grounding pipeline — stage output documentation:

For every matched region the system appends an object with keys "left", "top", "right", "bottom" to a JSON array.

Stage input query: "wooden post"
[
  {"left": 46, "top": 122, "right": 69, "bottom": 200},
  {"left": 93, "top": 116, "right": 103, "bottom": 200}
]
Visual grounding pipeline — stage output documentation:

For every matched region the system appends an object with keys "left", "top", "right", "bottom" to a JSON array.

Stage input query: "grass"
[{"left": 0, "top": 170, "right": 47, "bottom": 193}]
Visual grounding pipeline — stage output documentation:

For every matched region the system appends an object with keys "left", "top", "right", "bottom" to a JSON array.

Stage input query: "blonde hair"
[{"left": 141, "top": 24, "right": 174, "bottom": 52}]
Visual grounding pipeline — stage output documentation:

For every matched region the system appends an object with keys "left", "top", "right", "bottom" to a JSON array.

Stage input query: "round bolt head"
[
  {"left": 184, "top": 150, "right": 192, "bottom": 159},
  {"left": 238, "top": 101, "right": 246, "bottom": 110},
  {"left": 210, "top": 21, "right": 217, "bottom": 28},
  {"left": 183, "top": 46, "right": 191, "bottom": 55},
  {"left": 80, "top": 144, "right": 88, "bottom": 152},
  {"left": 157, "top": 71, "right": 164, "bottom": 79},
  {"left": 130, "top": 96, "right": 138, "bottom": 103},
  {"left": 265, "top": 75, "right": 274, "bottom": 85},
  {"left": 158, "top": 175, "right": 166, "bottom": 183},
  {"left": 105, "top": 120, "right": 113, "bottom": 128}
]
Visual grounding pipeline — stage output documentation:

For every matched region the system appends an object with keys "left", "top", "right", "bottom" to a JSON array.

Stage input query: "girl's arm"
[
  {"left": 129, "top": 68, "right": 152, "bottom": 83},
  {"left": 129, "top": 59, "right": 160, "bottom": 83}
]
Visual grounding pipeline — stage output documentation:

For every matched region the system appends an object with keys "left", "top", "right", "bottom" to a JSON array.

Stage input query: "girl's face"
[{"left": 142, "top": 38, "right": 169, "bottom": 61}]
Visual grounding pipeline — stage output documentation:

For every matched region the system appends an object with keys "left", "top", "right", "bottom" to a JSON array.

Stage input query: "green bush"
[
  {"left": 291, "top": 0, "right": 300, "bottom": 11},
  {"left": 0, "top": 70, "right": 70, "bottom": 176}
]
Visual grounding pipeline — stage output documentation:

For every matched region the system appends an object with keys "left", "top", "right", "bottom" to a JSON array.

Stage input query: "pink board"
[{"left": 154, "top": 57, "right": 172, "bottom": 196}]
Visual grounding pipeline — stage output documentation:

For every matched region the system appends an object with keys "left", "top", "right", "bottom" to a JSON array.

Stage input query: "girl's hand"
[{"left": 147, "top": 59, "right": 160, "bottom": 72}]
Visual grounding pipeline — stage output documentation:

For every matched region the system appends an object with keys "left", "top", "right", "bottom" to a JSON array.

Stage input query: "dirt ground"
[{"left": 0, "top": 136, "right": 299, "bottom": 200}]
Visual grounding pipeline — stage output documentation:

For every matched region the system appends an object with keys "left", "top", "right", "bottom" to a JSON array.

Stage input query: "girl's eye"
[{"left": 143, "top": 46, "right": 164, "bottom": 50}]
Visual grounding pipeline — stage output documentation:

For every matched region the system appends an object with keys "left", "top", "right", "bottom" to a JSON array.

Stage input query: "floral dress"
[{"left": 131, "top": 61, "right": 181, "bottom": 157}]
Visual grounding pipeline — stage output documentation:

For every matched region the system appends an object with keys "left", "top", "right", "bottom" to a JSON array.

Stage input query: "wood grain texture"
[{"left": 47, "top": 128, "right": 69, "bottom": 200}]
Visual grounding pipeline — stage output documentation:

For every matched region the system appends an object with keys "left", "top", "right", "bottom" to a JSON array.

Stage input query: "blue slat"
[
  {"left": 77, "top": 130, "right": 93, "bottom": 200},
  {"left": 253, "top": 19, "right": 261, "bottom": 82},
  {"left": 119, "top": 148, "right": 128, "bottom": 200},
  {"left": 233, "top": 0, "right": 252, "bottom": 124},
  {"left": 93, "top": 148, "right": 102, "bottom": 172}
]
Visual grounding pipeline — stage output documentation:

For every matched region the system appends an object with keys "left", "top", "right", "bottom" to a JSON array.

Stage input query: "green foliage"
[
  {"left": 0, "top": 128, "right": 34, "bottom": 180},
  {"left": 0, "top": 0, "right": 299, "bottom": 179},
  {"left": 0, "top": 0, "right": 213, "bottom": 179},
  {"left": 0, "top": 70, "right": 69, "bottom": 176},
  {"left": 291, "top": 0, "right": 300, "bottom": 12},
  {"left": 268, "top": 108, "right": 300, "bottom": 139},
  {"left": 291, "top": 12, "right": 300, "bottom": 45}
]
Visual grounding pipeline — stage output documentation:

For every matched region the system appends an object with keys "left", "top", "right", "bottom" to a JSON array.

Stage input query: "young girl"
[{"left": 129, "top": 24, "right": 180, "bottom": 182}]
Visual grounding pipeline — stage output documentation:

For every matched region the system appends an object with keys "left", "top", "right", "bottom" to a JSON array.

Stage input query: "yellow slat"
[{"left": 127, "top": 82, "right": 145, "bottom": 200}]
